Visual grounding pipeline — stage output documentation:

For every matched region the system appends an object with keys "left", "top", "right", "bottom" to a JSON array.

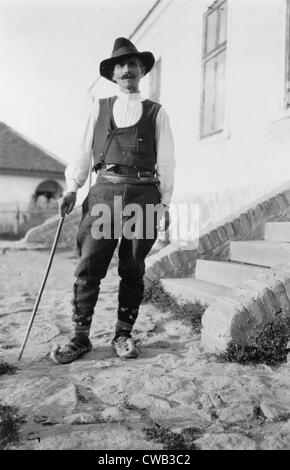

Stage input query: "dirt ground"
[{"left": 1, "top": 248, "right": 290, "bottom": 450}]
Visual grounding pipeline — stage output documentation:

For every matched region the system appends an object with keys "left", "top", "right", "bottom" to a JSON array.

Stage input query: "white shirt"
[{"left": 65, "top": 90, "right": 175, "bottom": 205}]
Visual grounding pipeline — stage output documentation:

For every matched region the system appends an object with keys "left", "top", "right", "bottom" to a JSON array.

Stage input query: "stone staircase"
[
  {"left": 161, "top": 222, "right": 290, "bottom": 304},
  {"left": 160, "top": 222, "right": 290, "bottom": 352}
]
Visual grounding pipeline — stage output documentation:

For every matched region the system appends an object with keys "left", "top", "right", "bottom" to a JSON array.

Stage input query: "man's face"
[{"left": 112, "top": 55, "right": 145, "bottom": 93}]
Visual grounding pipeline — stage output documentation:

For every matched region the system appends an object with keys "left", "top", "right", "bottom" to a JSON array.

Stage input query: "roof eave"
[{"left": 0, "top": 168, "right": 66, "bottom": 179}]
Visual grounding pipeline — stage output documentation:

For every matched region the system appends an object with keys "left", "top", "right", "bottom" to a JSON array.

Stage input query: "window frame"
[
  {"left": 200, "top": 0, "right": 227, "bottom": 139},
  {"left": 285, "top": 0, "right": 290, "bottom": 108}
]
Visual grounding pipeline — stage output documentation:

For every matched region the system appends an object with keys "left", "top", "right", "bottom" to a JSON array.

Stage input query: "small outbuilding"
[{"left": 0, "top": 122, "right": 66, "bottom": 237}]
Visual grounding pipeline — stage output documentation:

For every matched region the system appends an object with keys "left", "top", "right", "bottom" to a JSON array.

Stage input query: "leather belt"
[
  {"left": 98, "top": 169, "right": 159, "bottom": 185},
  {"left": 97, "top": 164, "right": 155, "bottom": 177}
]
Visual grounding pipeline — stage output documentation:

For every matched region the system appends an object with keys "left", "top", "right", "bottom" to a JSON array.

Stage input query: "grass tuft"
[
  {"left": 143, "top": 281, "right": 207, "bottom": 333},
  {"left": 218, "top": 316, "right": 290, "bottom": 366},
  {"left": 144, "top": 423, "right": 199, "bottom": 450},
  {"left": 0, "top": 403, "right": 25, "bottom": 449},
  {"left": 0, "top": 358, "right": 18, "bottom": 376}
]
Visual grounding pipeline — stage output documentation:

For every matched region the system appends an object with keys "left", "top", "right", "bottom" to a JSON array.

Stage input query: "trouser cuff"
[
  {"left": 73, "top": 323, "right": 91, "bottom": 342},
  {"left": 114, "top": 320, "right": 133, "bottom": 339},
  {"left": 117, "top": 306, "right": 139, "bottom": 325}
]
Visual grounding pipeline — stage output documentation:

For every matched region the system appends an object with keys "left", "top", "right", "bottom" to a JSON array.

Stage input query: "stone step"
[
  {"left": 160, "top": 278, "right": 233, "bottom": 306},
  {"left": 195, "top": 259, "right": 270, "bottom": 287},
  {"left": 230, "top": 240, "right": 290, "bottom": 267},
  {"left": 264, "top": 222, "right": 290, "bottom": 242}
]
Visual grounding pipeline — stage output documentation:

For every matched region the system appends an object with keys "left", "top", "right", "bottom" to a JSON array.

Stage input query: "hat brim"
[{"left": 100, "top": 51, "right": 155, "bottom": 82}]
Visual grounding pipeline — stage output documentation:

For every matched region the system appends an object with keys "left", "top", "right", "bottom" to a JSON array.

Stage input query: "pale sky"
[{"left": 0, "top": 0, "right": 157, "bottom": 164}]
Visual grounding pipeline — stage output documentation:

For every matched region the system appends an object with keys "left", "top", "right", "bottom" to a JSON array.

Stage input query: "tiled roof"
[{"left": 0, "top": 122, "right": 66, "bottom": 176}]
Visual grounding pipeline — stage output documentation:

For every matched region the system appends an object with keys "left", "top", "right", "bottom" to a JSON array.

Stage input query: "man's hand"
[
  {"left": 159, "top": 204, "right": 170, "bottom": 232},
  {"left": 58, "top": 192, "right": 76, "bottom": 217},
  {"left": 163, "top": 204, "right": 170, "bottom": 232}
]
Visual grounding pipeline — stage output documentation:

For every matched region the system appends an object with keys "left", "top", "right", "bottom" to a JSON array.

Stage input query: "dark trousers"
[{"left": 72, "top": 173, "right": 161, "bottom": 335}]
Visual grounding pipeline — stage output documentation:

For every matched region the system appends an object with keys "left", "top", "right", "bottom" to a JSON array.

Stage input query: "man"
[{"left": 51, "top": 37, "right": 175, "bottom": 364}]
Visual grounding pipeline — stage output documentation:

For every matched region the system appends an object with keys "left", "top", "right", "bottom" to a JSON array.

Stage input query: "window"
[
  {"left": 149, "top": 58, "right": 162, "bottom": 103},
  {"left": 200, "top": 0, "right": 227, "bottom": 138},
  {"left": 286, "top": 0, "right": 290, "bottom": 107}
]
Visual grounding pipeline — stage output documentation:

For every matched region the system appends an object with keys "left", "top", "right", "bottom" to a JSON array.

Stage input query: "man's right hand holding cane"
[{"left": 58, "top": 192, "right": 77, "bottom": 217}]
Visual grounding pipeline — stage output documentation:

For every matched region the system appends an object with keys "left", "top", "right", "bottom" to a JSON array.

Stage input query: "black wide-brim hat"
[{"left": 100, "top": 37, "right": 155, "bottom": 82}]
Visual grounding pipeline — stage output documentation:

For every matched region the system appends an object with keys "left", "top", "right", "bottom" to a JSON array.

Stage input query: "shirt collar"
[{"left": 116, "top": 89, "right": 144, "bottom": 103}]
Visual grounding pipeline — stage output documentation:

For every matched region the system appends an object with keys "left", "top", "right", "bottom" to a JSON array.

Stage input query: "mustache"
[{"left": 121, "top": 72, "right": 135, "bottom": 79}]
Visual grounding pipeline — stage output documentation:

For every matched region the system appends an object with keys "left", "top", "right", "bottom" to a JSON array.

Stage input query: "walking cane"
[{"left": 18, "top": 214, "right": 66, "bottom": 361}]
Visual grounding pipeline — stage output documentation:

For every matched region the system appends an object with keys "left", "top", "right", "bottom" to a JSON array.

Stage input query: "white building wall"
[
  {"left": 0, "top": 174, "right": 64, "bottom": 207},
  {"left": 91, "top": 0, "right": 290, "bottom": 228},
  {"left": 0, "top": 173, "right": 65, "bottom": 234}
]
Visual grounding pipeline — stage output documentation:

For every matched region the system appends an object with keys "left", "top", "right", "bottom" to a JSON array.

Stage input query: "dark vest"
[{"left": 92, "top": 96, "right": 161, "bottom": 171}]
